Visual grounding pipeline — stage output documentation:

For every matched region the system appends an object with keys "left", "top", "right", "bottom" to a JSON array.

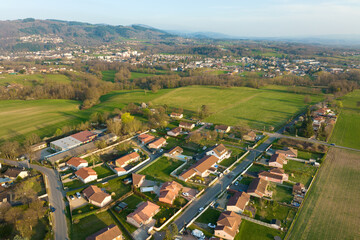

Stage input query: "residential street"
[{"left": 0, "top": 158, "right": 69, "bottom": 240}]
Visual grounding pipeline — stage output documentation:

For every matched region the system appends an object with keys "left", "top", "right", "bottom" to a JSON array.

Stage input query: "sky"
[{"left": 1, "top": 0, "right": 360, "bottom": 37}]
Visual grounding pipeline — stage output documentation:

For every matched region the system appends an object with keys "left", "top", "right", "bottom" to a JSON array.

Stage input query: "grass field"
[
  {"left": 330, "top": 90, "right": 360, "bottom": 149},
  {"left": 235, "top": 220, "right": 283, "bottom": 240},
  {"left": 283, "top": 160, "right": 317, "bottom": 187},
  {"left": 138, "top": 157, "right": 183, "bottom": 182},
  {"left": 72, "top": 210, "right": 118, "bottom": 240},
  {"left": 93, "top": 165, "right": 114, "bottom": 178},
  {"left": 0, "top": 85, "right": 322, "bottom": 141},
  {"left": 0, "top": 73, "right": 71, "bottom": 86},
  {"left": 196, "top": 208, "right": 221, "bottom": 225},
  {"left": 288, "top": 148, "right": 360, "bottom": 239},
  {"left": 101, "top": 70, "right": 157, "bottom": 82}
]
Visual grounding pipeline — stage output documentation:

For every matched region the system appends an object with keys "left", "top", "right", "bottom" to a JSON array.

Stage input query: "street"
[{"left": 1, "top": 158, "right": 69, "bottom": 240}]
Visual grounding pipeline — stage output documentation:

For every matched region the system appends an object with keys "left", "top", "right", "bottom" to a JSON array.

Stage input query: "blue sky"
[{"left": 1, "top": 0, "right": 360, "bottom": 37}]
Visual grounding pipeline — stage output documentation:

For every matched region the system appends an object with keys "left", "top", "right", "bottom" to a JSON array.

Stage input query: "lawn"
[
  {"left": 139, "top": 157, "right": 183, "bottom": 182},
  {"left": 101, "top": 70, "right": 157, "bottom": 82},
  {"left": 283, "top": 160, "right": 317, "bottom": 187},
  {"left": 196, "top": 208, "right": 221, "bottom": 225},
  {"left": 235, "top": 220, "right": 283, "bottom": 240},
  {"left": 97, "top": 176, "right": 131, "bottom": 199},
  {"left": 270, "top": 184, "right": 293, "bottom": 204},
  {"left": 93, "top": 165, "right": 115, "bottom": 178},
  {"left": 72, "top": 210, "right": 119, "bottom": 240},
  {"left": 247, "top": 163, "right": 270, "bottom": 174},
  {"left": 288, "top": 148, "right": 360, "bottom": 240},
  {"left": 329, "top": 90, "right": 360, "bottom": 149},
  {"left": 63, "top": 179, "right": 85, "bottom": 189},
  {"left": 297, "top": 150, "right": 324, "bottom": 160}
]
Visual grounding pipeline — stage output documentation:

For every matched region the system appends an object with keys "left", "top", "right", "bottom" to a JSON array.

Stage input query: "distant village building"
[
  {"left": 242, "top": 131, "right": 257, "bottom": 142},
  {"left": 30, "top": 142, "right": 47, "bottom": 152},
  {"left": 215, "top": 125, "right": 231, "bottom": 133},
  {"left": 179, "top": 121, "right": 195, "bottom": 130},
  {"left": 138, "top": 134, "right": 155, "bottom": 145},
  {"left": 170, "top": 112, "right": 183, "bottom": 119},
  {"left": 50, "top": 130, "right": 97, "bottom": 152},
  {"left": 275, "top": 147, "right": 298, "bottom": 158},
  {"left": 4, "top": 168, "right": 29, "bottom": 180},
  {"left": 167, "top": 127, "right": 181, "bottom": 137},
  {"left": 147, "top": 137, "right": 166, "bottom": 149}
]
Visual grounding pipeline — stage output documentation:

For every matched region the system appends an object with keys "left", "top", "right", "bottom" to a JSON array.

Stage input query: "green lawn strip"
[
  {"left": 239, "top": 176, "right": 254, "bottom": 185},
  {"left": 93, "top": 165, "right": 115, "bottom": 178},
  {"left": 283, "top": 160, "right": 317, "bottom": 187},
  {"left": 72, "top": 210, "right": 119, "bottom": 240},
  {"left": 63, "top": 179, "right": 85, "bottom": 189},
  {"left": 247, "top": 163, "right": 270, "bottom": 174},
  {"left": 72, "top": 204, "right": 99, "bottom": 216},
  {"left": 139, "top": 157, "right": 183, "bottom": 182},
  {"left": 297, "top": 150, "right": 323, "bottom": 160},
  {"left": 235, "top": 219, "right": 283, "bottom": 240},
  {"left": 97, "top": 176, "right": 132, "bottom": 199},
  {"left": 189, "top": 224, "right": 214, "bottom": 238},
  {"left": 196, "top": 208, "right": 221, "bottom": 225},
  {"left": 270, "top": 184, "right": 293, "bottom": 204}
]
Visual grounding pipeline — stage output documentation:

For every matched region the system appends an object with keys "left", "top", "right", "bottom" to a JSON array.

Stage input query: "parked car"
[
  {"left": 208, "top": 223, "right": 216, "bottom": 229},
  {"left": 234, "top": 181, "right": 239, "bottom": 186},
  {"left": 182, "top": 192, "right": 189, "bottom": 197},
  {"left": 69, "top": 195, "right": 75, "bottom": 200},
  {"left": 198, "top": 207, "right": 204, "bottom": 212},
  {"left": 69, "top": 175, "right": 76, "bottom": 179},
  {"left": 76, "top": 192, "right": 81, "bottom": 199},
  {"left": 214, "top": 203, "right": 219, "bottom": 209},
  {"left": 50, "top": 206, "right": 56, "bottom": 212}
]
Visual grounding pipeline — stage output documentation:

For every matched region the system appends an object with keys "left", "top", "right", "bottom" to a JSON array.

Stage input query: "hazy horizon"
[{"left": 2, "top": 0, "right": 360, "bottom": 38}]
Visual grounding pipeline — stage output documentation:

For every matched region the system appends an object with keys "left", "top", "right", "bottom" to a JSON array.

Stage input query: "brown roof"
[
  {"left": 168, "top": 127, "right": 181, "bottom": 134},
  {"left": 269, "top": 153, "right": 286, "bottom": 166},
  {"left": 132, "top": 173, "right": 145, "bottom": 187},
  {"left": 4, "top": 168, "right": 26, "bottom": 178},
  {"left": 89, "top": 191, "right": 110, "bottom": 204},
  {"left": 227, "top": 191, "right": 250, "bottom": 210},
  {"left": 67, "top": 157, "right": 87, "bottom": 167},
  {"left": 138, "top": 134, "right": 155, "bottom": 143},
  {"left": 246, "top": 131, "right": 257, "bottom": 138},
  {"left": 171, "top": 112, "right": 182, "bottom": 117},
  {"left": 167, "top": 146, "right": 183, "bottom": 155},
  {"left": 215, "top": 125, "right": 229, "bottom": 131},
  {"left": 148, "top": 138, "right": 166, "bottom": 148},
  {"left": 127, "top": 201, "right": 160, "bottom": 225},
  {"left": 247, "top": 177, "right": 268, "bottom": 196},
  {"left": 179, "top": 121, "right": 194, "bottom": 128},
  {"left": 293, "top": 182, "right": 305, "bottom": 192},
  {"left": 159, "top": 181, "right": 182, "bottom": 205},
  {"left": 258, "top": 171, "right": 284, "bottom": 181},
  {"left": 75, "top": 167, "right": 97, "bottom": 180},
  {"left": 211, "top": 144, "right": 228, "bottom": 157},
  {"left": 115, "top": 152, "right": 140, "bottom": 167},
  {"left": 276, "top": 147, "right": 298, "bottom": 157},
  {"left": 215, "top": 211, "right": 242, "bottom": 239},
  {"left": 86, "top": 224, "right": 122, "bottom": 240},
  {"left": 269, "top": 168, "right": 285, "bottom": 175},
  {"left": 71, "top": 130, "right": 96, "bottom": 142},
  {"left": 179, "top": 168, "right": 196, "bottom": 180},
  {"left": 180, "top": 155, "right": 218, "bottom": 180},
  {"left": 83, "top": 185, "right": 102, "bottom": 198}
]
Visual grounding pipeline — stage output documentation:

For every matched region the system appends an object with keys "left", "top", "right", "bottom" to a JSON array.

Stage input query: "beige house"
[
  {"left": 226, "top": 191, "right": 250, "bottom": 213},
  {"left": 126, "top": 201, "right": 160, "bottom": 228},
  {"left": 214, "top": 211, "right": 242, "bottom": 240}
]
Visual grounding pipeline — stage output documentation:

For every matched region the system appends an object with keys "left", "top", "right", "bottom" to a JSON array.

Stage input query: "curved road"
[{"left": 1, "top": 158, "right": 68, "bottom": 240}]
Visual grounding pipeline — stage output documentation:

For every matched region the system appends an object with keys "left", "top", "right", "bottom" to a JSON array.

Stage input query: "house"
[
  {"left": 83, "top": 185, "right": 112, "bottom": 208},
  {"left": 86, "top": 224, "right": 123, "bottom": 240},
  {"left": 242, "top": 131, "right": 257, "bottom": 142},
  {"left": 0, "top": 190, "right": 9, "bottom": 206},
  {"left": 179, "top": 121, "right": 195, "bottom": 130},
  {"left": 258, "top": 168, "right": 289, "bottom": 184},
  {"left": 247, "top": 177, "right": 272, "bottom": 198},
  {"left": 126, "top": 201, "right": 160, "bottom": 228},
  {"left": 67, "top": 157, "right": 88, "bottom": 170},
  {"left": 179, "top": 155, "right": 219, "bottom": 182},
  {"left": 167, "top": 146, "right": 183, "bottom": 156},
  {"left": 148, "top": 138, "right": 166, "bottom": 150},
  {"left": 170, "top": 112, "right": 183, "bottom": 119},
  {"left": 132, "top": 173, "right": 146, "bottom": 188},
  {"left": 275, "top": 147, "right": 298, "bottom": 158},
  {"left": 206, "top": 144, "right": 231, "bottom": 161},
  {"left": 159, "top": 181, "right": 182, "bottom": 205},
  {"left": 46, "top": 142, "right": 97, "bottom": 164},
  {"left": 115, "top": 152, "right": 140, "bottom": 168},
  {"left": 50, "top": 130, "right": 97, "bottom": 151},
  {"left": 269, "top": 153, "right": 287, "bottom": 168},
  {"left": 226, "top": 191, "right": 250, "bottom": 213},
  {"left": 97, "top": 133, "right": 118, "bottom": 144},
  {"left": 138, "top": 134, "right": 155, "bottom": 144},
  {"left": 30, "top": 142, "right": 47, "bottom": 152},
  {"left": 292, "top": 182, "right": 305, "bottom": 195},
  {"left": 75, "top": 167, "right": 98, "bottom": 183},
  {"left": 215, "top": 125, "right": 231, "bottom": 133},
  {"left": 4, "top": 168, "right": 29, "bottom": 180},
  {"left": 113, "top": 115, "right": 122, "bottom": 122},
  {"left": 167, "top": 127, "right": 181, "bottom": 137},
  {"left": 214, "top": 211, "right": 242, "bottom": 240}
]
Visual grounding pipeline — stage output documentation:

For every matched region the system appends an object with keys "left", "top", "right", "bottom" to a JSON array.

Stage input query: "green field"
[
  {"left": 330, "top": 90, "right": 360, "bottom": 149},
  {"left": 288, "top": 148, "right": 360, "bottom": 239},
  {"left": 0, "top": 73, "right": 71, "bottom": 86},
  {"left": 138, "top": 157, "right": 183, "bottom": 182},
  {"left": 101, "top": 70, "right": 157, "bottom": 82},
  {"left": 235, "top": 220, "right": 283, "bottom": 240},
  {"left": 0, "top": 85, "right": 322, "bottom": 141},
  {"left": 283, "top": 160, "right": 317, "bottom": 187}
]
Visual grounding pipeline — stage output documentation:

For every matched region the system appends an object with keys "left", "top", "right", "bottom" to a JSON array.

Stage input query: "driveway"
[
  {"left": 69, "top": 195, "right": 88, "bottom": 211},
  {"left": 132, "top": 219, "right": 155, "bottom": 240}
]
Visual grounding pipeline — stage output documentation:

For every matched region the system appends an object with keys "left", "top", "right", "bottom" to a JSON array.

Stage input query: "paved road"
[
  {"left": 1, "top": 158, "right": 68, "bottom": 240},
  {"left": 153, "top": 136, "right": 276, "bottom": 239},
  {"left": 264, "top": 132, "right": 360, "bottom": 152}
]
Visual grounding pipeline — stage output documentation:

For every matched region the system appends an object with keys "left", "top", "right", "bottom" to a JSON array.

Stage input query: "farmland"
[
  {"left": 287, "top": 148, "right": 360, "bottom": 240},
  {"left": 0, "top": 85, "right": 322, "bottom": 141},
  {"left": 0, "top": 73, "right": 71, "bottom": 86},
  {"left": 101, "top": 70, "right": 157, "bottom": 82},
  {"left": 330, "top": 90, "right": 360, "bottom": 149}
]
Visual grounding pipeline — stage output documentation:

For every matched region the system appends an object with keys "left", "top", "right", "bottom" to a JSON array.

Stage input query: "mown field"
[
  {"left": 330, "top": 90, "right": 360, "bottom": 149},
  {"left": 287, "top": 148, "right": 360, "bottom": 240},
  {"left": 0, "top": 73, "right": 71, "bottom": 86},
  {"left": 0, "top": 85, "right": 322, "bottom": 141},
  {"left": 101, "top": 70, "right": 157, "bottom": 82}
]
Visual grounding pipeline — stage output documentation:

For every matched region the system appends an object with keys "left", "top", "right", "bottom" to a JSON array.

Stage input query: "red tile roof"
[{"left": 71, "top": 130, "right": 96, "bottom": 142}]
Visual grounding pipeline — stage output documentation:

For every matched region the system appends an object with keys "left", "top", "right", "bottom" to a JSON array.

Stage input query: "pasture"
[
  {"left": 330, "top": 90, "right": 360, "bottom": 149},
  {"left": 287, "top": 148, "right": 360, "bottom": 240},
  {"left": 101, "top": 70, "right": 157, "bottom": 82},
  {"left": 0, "top": 73, "right": 71, "bottom": 86}
]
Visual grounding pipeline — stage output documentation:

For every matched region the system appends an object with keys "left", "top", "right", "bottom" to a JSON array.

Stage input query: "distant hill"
[{"left": 0, "top": 18, "right": 177, "bottom": 51}]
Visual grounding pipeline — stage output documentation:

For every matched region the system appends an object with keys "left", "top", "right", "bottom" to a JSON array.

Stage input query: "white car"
[
  {"left": 76, "top": 192, "right": 81, "bottom": 199},
  {"left": 69, "top": 195, "right": 75, "bottom": 200},
  {"left": 182, "top": 192, "right": 189, "bottom": 197},
  {"left": 198, "top": 207, "right": 204, "bottom": 212}
]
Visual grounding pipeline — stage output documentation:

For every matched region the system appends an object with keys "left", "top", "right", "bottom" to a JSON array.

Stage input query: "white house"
[
  {"left": 206, "top": 144, "right": 231, "bottom": 161},
  {"left": 75, "top": 167, "right": 97, "bottom": 183}
]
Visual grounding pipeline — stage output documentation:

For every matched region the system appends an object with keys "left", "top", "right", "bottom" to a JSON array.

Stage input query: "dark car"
[{"left": 50, "top": 206, "right": 56, "bottom": 212}]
